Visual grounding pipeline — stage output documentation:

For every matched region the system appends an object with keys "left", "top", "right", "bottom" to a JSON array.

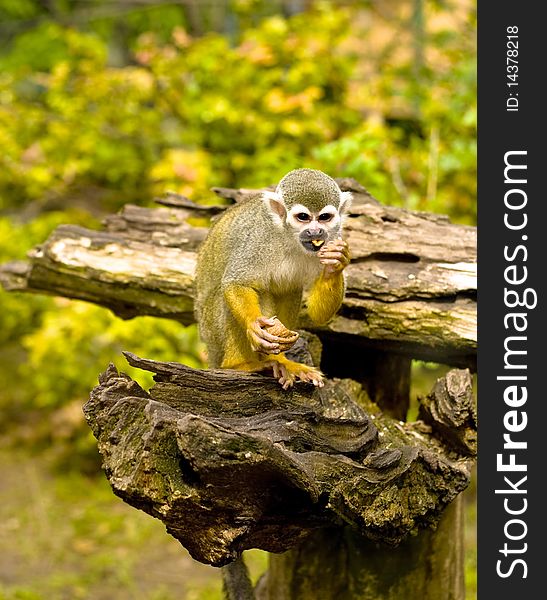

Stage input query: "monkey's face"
[
  {"left": 287, "top": 204, "right": 341, "bottom": 254},
  {"left": 263, "top": 176, "right": 352, "bottom": 254}
]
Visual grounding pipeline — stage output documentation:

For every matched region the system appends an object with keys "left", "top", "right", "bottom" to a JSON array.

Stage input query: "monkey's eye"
[
  {"left": 318, "top": 213, "right": 333, "bottom": 222},
  {"left": 296, "top": 212, "right": 311, "bottom": 222}
]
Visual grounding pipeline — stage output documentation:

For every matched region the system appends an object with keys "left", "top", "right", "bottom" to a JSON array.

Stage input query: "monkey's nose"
[{"left": 304, "top": 227, "right": 324, "bottom": 238}]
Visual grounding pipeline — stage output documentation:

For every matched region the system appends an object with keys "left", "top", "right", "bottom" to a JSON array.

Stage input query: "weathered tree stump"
[
  {"left": 256, "top": 498, "right": 466, "bottom": 600},
  {"left": 84, "top": 353, "right": 475, "bottom": 568}
]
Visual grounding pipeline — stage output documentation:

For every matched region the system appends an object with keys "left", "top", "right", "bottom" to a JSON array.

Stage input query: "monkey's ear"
[
  {"left": 339, "top": 191, "right": 353, "bottom": 214},
  {"left": 262, "top": 190, "right": 286, "bottom": 226}
]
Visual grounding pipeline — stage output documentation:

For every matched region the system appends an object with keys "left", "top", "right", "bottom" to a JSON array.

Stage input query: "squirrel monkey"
[{"left": 195, "top": 168, "right": 352, "bottom": 389}]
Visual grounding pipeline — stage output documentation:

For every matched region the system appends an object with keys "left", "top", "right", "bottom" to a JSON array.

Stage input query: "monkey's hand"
[
  {"left": 318, "top": 239, "right": 350, "bottom": 277},
  {"left": 247, "top": 316, "right": 298, "bottom": 355}
]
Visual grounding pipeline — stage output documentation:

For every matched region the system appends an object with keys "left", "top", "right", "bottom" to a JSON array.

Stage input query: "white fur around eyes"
[
  {"left": 285, "top": 203, "right": 342, "bottom": 231},
  {"left": 287, "top": 204, "right": 337, "bottom": 218},
  {"left": 288, "top": 204, "right": 312, "bottom": 217},
  {"left": 264, "top": 190, "right": 348, "bottom": 231}
]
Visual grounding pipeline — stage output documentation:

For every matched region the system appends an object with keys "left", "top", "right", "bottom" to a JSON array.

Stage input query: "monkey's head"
[{"left": 263, "top": 168, "right": 352, "bottom": 254}]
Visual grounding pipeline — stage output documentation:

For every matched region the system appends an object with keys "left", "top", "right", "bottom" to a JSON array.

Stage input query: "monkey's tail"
[{"left": 222, "top": 555, "right": 255, "bottom": 600}]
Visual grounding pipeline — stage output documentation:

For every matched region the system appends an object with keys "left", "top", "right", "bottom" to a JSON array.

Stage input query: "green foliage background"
[{"left": 0, "top": 1, "right": 476, "bottom": 598}]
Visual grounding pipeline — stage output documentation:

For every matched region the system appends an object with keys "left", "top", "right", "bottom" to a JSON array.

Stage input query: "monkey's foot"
[
  {"left": 265, "top": 356, "right": 324, "bottom": 390},
  {"left": 221, "top": 355, "right": 324, "bottom": 390}
]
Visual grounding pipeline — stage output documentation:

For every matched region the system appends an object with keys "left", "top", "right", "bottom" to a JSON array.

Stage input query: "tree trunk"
[
  {"left": 256, "top": 496, "right": 464, "bottom": 600},
  {"left": 320, "top": 339, "right": 411, "bottom": 421},
  {"left": 82, "top": 353, "right": 475, "bottom": 570}
]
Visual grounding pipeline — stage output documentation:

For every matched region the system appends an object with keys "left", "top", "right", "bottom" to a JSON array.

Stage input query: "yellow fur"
[
  {"left": 223, "top": 285, "right": 262, "bottom": 328},
  {"left": 194, "top": 169, "right": 351, "bottom": 388},
  {"left": 306, "top": 271, "right": 345, "bottom": 325},
  {"left": 220, "top": 283, "right": 322, "bottom": 382}
]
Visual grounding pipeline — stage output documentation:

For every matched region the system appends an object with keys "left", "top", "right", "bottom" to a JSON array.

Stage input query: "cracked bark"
[{"left": 83, "top": 352, "right": 475, "bottom": 598}]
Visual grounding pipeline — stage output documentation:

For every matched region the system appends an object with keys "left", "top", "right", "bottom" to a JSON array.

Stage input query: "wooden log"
[
  {"left": 83, "top": 353, "right": 476, "bottom": 569},
  {"left": 0, "top": 180, "right": 476, "bottom": 369},
  {"left": 0, "top": 224, "right": 197, "bottom": 321}
]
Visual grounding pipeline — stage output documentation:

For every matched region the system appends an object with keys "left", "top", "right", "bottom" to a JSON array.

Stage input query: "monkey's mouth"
[{"left": 302, "top": 239, "right": 325, "bottom": 253}]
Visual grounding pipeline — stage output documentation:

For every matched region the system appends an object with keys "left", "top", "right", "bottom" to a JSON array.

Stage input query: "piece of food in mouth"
[
  {"left": 263, "top": 317, "right": 299, "bottom": 351},
  {"left": 311, "top": 240, "right": 325, "bottom": 248}
]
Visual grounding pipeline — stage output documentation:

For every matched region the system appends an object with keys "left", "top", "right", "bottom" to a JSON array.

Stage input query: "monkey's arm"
[
  {"left": 307, "top": 239, "right": 350, "bottom": 325},
  {"left": 223, "top": 284, "right": 284, "bottom": 354}
]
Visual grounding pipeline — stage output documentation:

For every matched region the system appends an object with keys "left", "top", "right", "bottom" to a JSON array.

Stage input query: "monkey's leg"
[
  {"left": 220, "top": 319, "right": 320, "bottom": 388},
  {"left": 222, "top": 340, "right": 323, "bottom": 389},
  {"left": 223, "top": 284, "right": 290, "bottom": 355},
  {"left": 220, "top": 320, "right": 265, "bottom": 372},
  {"left": 222, "top": 556, "right": 255, "bottom": 600},
  {"left": 222, "top": 351, "right": 323, "bottom": 390},
  {"left": 222, "top": 285, "right": 320, "bottom": 388},
  {"left": 219, "top": 302, "right": 280, "bottom": 372}
]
